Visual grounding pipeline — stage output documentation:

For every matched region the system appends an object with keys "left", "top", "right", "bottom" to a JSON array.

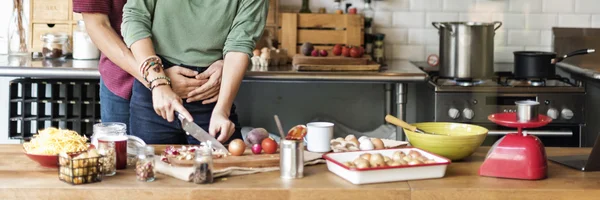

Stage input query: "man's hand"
[
  {"left": 186, "top": 60, "right": 224, "bottom": 104},
  {"left": 165, "top": 66, "right": 207, "bottom": 98}
]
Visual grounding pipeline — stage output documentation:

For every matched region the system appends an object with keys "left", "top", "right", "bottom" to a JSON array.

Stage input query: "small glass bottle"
[
  {"left": 136, "top": 146, "right": 156, "bottom": 182},
  {"left": 8, "top": 0, "right": 28, "bottom": 55},
  {"left": 98, "top": 141, "right": 116, "bottom": 176},
  {"left": 362, "top": 0, "right": 374, "bottom": 34},
  {"left": 332, "top": 0, "right": 343, "bottom": 14},
  {"left": 192, "top": 145, "right": 214, "bottom": 184},
  {"left": 373, "top": 33, "right": 386, "bottom": 65},
  {"left": 300, "top": 0, "right": 312, "bottom": 13}
]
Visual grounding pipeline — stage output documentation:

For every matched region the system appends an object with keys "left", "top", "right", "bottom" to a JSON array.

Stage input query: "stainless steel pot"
[{"left": 433, "top": 21, "right": 502, "bottom": 80}]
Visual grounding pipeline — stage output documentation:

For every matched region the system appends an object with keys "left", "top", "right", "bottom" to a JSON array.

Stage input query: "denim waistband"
[{"left": 157, "top": 55, "right": 208, "bottom": 73}]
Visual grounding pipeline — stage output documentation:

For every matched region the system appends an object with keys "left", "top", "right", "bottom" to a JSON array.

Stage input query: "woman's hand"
[
  {"left": 151, "top": 85, "right": 193, "bottom": 122},
  {"left": 209, "top": 110, "right": 235, "bottom": 142}
]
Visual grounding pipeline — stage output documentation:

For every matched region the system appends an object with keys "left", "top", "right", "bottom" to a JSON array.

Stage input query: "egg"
[
  {"left": 359, "top": 139, "right": 374, "bottom": 150},
  {"left": 345, "top": 135, "right": 359, "bottom": 146},
  {"left": 370, "top": 138, "right": 385, "bottom": 149},
  {"left": 358, "top": 136, "right": 370, "bottom": 142}
]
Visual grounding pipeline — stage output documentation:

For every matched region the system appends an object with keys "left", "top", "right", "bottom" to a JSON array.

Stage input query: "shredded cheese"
[{"left": 23, "top": 127, "right": 88, "bottom": 155}]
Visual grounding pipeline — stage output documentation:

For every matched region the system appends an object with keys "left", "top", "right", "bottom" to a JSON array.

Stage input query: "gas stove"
[{"left": 416, "top": 71, "right": 586, "bottom": 147}]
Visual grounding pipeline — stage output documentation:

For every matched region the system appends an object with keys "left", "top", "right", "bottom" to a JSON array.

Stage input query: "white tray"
[{"left": 322, "top": 147, "right": 451, "bottom": 185}]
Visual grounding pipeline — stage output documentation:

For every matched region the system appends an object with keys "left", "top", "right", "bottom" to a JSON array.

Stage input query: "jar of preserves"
[{"left": 41, "top": 32, "right": 69, "bottom": 59}]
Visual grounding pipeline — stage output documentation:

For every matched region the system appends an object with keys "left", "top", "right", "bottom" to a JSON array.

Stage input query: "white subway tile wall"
[{"left": 276, "top": 0, "right": 592, "bottom": 62}]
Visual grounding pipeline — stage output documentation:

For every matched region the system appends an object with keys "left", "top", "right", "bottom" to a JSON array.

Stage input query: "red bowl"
[{"left": 24, "top": 152, "right": 58, "bottom": 168}]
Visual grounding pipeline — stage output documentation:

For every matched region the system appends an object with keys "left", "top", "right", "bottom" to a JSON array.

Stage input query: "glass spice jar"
[
  {"left": 98, "top": 141, "right": 117, "bottom": 176},
  {"left": 41, "top": 32, "right": 69, "bottom": 59},
  {"left": 192, "top": 145, "right": 214, "bottom": 184},
  {"left": 373, "top": 33, "right": 386, "bottom": 65},
  {"left": 136, "top": 146, "right": 156, "bottom": 182}
]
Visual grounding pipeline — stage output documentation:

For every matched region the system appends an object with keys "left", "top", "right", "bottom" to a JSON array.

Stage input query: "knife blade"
[{"left": 176, "top": 112, "right": 229, "bottom": 153}]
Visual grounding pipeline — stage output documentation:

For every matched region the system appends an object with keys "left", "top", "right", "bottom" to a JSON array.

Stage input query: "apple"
[
  {"left": 350, "top": 46, "right": 364, "bottom": 58},
  {"left": 332, "top": 44, "right": 343, "bottom": 56},
  {"left": 342, "top": 46, "right": 351, "bottom": 57}
]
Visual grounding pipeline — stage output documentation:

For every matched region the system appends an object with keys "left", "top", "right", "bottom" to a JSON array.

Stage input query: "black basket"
[{"left": 58, "top": 153, "right": 104, "bottom": 185}]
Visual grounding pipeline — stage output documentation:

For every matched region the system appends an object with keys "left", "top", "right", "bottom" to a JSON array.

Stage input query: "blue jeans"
[
  {"left": 99, "top": 79, "right": 131, "bottom": 135},
  {"left": 129, "top": 58, "right": 242, "bottom": 145}
]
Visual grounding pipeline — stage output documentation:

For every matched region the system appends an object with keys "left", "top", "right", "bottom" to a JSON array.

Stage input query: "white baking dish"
[{"left": 322, "top": 147, "right": 451, "bottom": 184}]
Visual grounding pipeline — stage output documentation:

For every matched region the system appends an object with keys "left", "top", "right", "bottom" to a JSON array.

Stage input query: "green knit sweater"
[{"left": 122, "top": 0, "right": 268, "bottom": 66}]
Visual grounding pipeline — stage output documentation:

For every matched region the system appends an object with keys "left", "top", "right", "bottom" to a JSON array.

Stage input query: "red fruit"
[
  {"left": 261, "top": 138, "right": 278, "bottom": 154},
  {"left": 319, "top": 49, "right": 328, "bottom": 57},
  {"left": 350, "top": 46, "right": 364, "bottom": 58},
  {"left": 342, "top": 46, "right": 351, "bottom": 57},
  {"left": 311, "top": 49, "right": 319, "bottom": 57},
  {"left": 251, "top": 144, "right": 262, "bottom": 154},
  {"left": 332, "top": 44, "right": 343, "bottom": 56}
]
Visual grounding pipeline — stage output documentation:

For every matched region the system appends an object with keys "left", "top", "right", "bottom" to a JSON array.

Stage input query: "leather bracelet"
[
  {"left": 143, "top": 63, "right": 164, "bottom": 83},
  {"left": 148, "top": 76, "right": 171, "bottom": 86},
  {"left": 150, "top": 82, "right": 171, "bottom": 91}
]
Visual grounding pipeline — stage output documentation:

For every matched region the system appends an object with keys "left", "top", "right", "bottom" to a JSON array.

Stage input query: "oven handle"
[{"left": 488, "top": 130, "right": 573, "bottom": 136}]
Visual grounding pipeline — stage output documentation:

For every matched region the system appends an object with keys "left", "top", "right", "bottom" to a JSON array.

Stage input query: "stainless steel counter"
[
  {"left": 557, "top": 62, "right": 600, "bottom": 80},
  {"left": 0, "top": 55, "right": 426, "bottom": 82},
  {"left": 0, "top": 55, "right": 427, "bottom": 141}
]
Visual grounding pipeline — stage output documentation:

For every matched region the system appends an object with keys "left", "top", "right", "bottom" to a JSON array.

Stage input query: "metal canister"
[
  {"left": 516, "top": 100, "right": 540, "bottom": 122},
  {"left": 280, "top": 139, "right": 304, "bottom": 179}
]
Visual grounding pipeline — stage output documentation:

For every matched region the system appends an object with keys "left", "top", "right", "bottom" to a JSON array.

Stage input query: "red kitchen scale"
[{"left": 479, "top": 113, "right": 552, "bottom": 180}]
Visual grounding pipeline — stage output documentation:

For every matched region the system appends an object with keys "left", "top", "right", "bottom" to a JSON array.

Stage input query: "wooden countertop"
[{"left": 2, "top": 145, "right": 599, "bottom": 200}]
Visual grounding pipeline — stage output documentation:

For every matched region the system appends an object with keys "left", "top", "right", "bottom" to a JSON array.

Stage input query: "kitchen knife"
[{"left": 176, "top": 112, "right": 230, "bottom": 153}]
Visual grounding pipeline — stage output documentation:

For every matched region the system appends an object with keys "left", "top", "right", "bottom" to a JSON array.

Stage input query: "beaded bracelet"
[
  {"left": 150, "top": 82, "right": 171, "bottom": 91},
  {"left": 148, "top": 76, "right": 171, "bottom": 86},
  {"left": 139, "top": 56, "right": 162, "bottom": 82}
]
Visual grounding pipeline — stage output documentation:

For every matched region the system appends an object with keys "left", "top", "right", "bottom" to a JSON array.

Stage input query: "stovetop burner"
[{"left": 429, "top": 73, "right": 582, "bottom": 93}]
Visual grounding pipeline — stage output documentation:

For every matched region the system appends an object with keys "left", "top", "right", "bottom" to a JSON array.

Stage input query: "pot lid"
[
  {"left": 513, "top": 51, "right": 556, "bottom": 56},
  {"left": 435, "top": 21, "right": 498, "bottom": 26}
]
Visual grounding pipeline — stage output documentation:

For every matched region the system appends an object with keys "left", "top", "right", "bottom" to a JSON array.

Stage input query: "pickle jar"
[
  {"left": 98, "top": 141, "right": 117, "bottom": 176},
  {"left": 136, "top": 146, "right": 156, "bottom": 182},
  {"left": 41, "top": 32, "right": 69, "bottom": 59}
]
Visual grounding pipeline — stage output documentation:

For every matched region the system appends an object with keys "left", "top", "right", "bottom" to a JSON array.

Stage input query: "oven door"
[{"left": 478, "top": 124, "right": 581, "bottom": 147}]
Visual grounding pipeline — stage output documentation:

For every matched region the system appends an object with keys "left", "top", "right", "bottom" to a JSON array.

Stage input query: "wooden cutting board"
[
  {"left": 292, "top": 54, "right": 371, "bottom": 65},
  {"left": 214, "top": 149, "right": 280, "bottom": 170},
  {"left": 154, "top": 146, "right": 280, "bottom": 170},
  {"left": 295, "top": 61, "right": 381, "bottom": 71}
]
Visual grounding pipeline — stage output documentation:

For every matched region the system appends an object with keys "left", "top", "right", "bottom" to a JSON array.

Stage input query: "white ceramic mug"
[{"left": 305, "top": 122, "right": 334, "bottom": 153}]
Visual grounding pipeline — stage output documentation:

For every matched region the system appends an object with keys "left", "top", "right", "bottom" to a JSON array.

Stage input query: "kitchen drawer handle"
[{"left": 488, "top": 130, "right": 573, "bottom": 136}]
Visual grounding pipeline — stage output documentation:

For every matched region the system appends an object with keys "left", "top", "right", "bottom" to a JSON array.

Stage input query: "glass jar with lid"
[
  {"left": 136, "top": 146, "right": 156, "bottom": 182},
  {"left": 41, "top": 32, "right": 69, "bottom": 59},
  {"left": 191, "top": 144, "right": 214, "bottom": 184}
]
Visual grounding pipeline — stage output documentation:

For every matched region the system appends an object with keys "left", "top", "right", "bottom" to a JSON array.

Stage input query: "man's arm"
[{"left": 82, "top": 13, "right": 144, "bottom": 84}]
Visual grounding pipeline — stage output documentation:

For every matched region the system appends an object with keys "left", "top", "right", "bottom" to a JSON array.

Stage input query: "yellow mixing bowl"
[{"left": 404, "top": 122, "right": 488, "bottom": 161}]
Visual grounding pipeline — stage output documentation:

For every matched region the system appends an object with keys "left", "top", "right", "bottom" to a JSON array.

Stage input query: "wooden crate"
[{"left": 278, "top": 13, "right": 364, "bottom": 58}]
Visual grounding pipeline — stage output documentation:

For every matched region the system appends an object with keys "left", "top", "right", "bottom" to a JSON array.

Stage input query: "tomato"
[{"left": 261, "top": 138, "right": 278, "bottom": 154}]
